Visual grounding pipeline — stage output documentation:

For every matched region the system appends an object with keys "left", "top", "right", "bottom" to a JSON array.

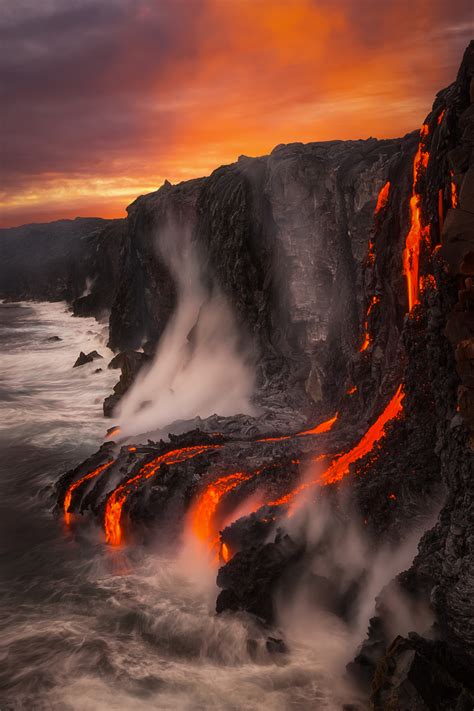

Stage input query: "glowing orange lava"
[
  {"left": 451, "top": 172, "right": 458, "bottom": 208},
  {"left": 347, "top": 386, "right": 357, "bottom": 395},
  {"left": 403, "top": 124, "right": 430, "bottom": 312},
  {"left": 297, "top": 412, "right": 338, "bottom": 437},
  {"left": 64, "top": 460, "right": 115, "bottom": 525},
  {"left": 257, "top": 411, "right": 338, "bottom": 442},
  {"left": 271, "top": 385, "right": 404, "bottom": 506},
  {"left": 104, "top": 444, "right": 219, "bottom": 545},
  {"left": 420, "top": 274, "right": 437, "bottom": 293},
  {"left": 190, "top": 470, "right": 253, "bottom": 559},
  {"left": 375, "top": 181, "right": 391, "bottom": 214},
  {"left": 359, "top": 296, "right": 380, "bottom": 352},
  {"left": 437, "top": 108, "right": 446, "bottom": 125}
]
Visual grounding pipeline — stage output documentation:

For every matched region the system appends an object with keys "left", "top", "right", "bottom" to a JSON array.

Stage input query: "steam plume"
[{"left": 117, "top": 221, "right": 255, "bottom": 438}]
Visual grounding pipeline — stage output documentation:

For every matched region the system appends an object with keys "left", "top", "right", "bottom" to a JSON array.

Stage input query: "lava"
[
  {"left": 104, "top": 444, "right": 219, "bottom": 545},
  {"left": 403, "top": 124, "right": 430, "bottom": 312},
  {"left": 451, "top": 172, "right": 458, "bottom": 208},
  {"left": 346, "top": 385, "right": 357, "bottom": 395},
  {"left": 64, "top": 460, "right": 114, "bottom": 525},
  {"left": 190, "top": 470, "right": 253, "bottom": 559},
  {"left": 437, "top": 108, "right": 446, "bottom": 125},
  {"left": 297, "top": 412, "right": 338, "bottom": 437},
  {"left": 257, "top": 411, "right": 338, "bottom": 442},
  {"left": 359, "top": 296, "right": 380, "bottom": 352},
  {"left": 270, "top": 385, "right": 404, "bottom": 507},
  {"left": 374, "top": 181, "right": 391, "bottom": 214}
]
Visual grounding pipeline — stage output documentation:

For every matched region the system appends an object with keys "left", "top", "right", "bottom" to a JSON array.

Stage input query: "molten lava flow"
[
  {"left": 271, "top": 386, "right": 404, "bottom": 507},
  {"left": 297, "top": 412, "right": 338, "bottom": 437},
  {"left": 257, "top": 411, "right": 338, "bottom": 442},
  {"left": 420, "top": 274, "right": 437, "bottom": 294},
  {"left": 437, "top": 108, "right": 446, "bottom": 125},
  {"left": 127, "top": 446, "right": 137, "bottom": 452},
  {"left": 346, "top": 385, "right": 357, "bottom": 395},
  {"left": 451, "top": 172, "right": 458, "bottom": 208},
  {"left": 64, "top": 460, "right": 114, "bottom": 525},
  {"left": 190, "top": 470, "right": 253, "bottom": 559},
  {"left": 359, "top": 296, "right": 380, "bottom": 352},
  {"left": 375, "top": 181, "right": 391, "bottom": 215},
  {"left": 403, "top": 124, "right": 430, "bottom": 312},
  {"left": 104, "top": 444, "right": 219, "bottom": 545},
  {"left": 319, "top": 385, "right": 404, "bottom": 485},
  {"left": 221, "top": 542, "right": 231, "bottom": 562}
]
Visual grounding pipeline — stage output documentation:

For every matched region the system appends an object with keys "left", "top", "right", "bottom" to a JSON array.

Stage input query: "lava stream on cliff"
[
  {"left": 257, "top": 412, "right": 338, "bottom": 442},
  {"left": 403, "top": 124, "right": 430, "bottom": 312},
  {"left": 359, "top": 296, "right": 380, "bottom": 352},
  {"left": 451, "top": 172, "right": 459, "bottom": 208},
  {"left": 374, "top": 181, "right": 391, "bottom": 215},
  {"left": 64, "top": 460, "right": 115, "bottom": 525},
  {"left": 270, "top": 385, "right": 404, "bottom": 507},
  {"left": 104, "top": 444, "right": 220, "bottom": 546}
]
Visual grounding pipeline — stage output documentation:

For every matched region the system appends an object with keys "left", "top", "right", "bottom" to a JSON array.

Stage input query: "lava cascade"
[
  {"left": 104, "top": 444, "right": 219, "bottom": 545},
  {"left": 359, "top": 296, "right": 380, "bottom": 352},
  {"left": 64, "top": 460, "right": 114, "bottom": 525},
  {"left": 403, "top": 124, "right": 430, "bottom": 312},
  {"left": 374, "top": 181, "right": 391, "bottom": 214},
  {"left": 270, "top": 385, "right": 404, "bottom": 507},
  {"left": 190, "top": 470, "right": 254, "bottom": 559},
  {"left": 451, "top": 172, "right": 458, "bottom": 208}
]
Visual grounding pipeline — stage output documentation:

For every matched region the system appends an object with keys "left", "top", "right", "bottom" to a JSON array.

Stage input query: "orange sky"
[{"left": 0, "top": 0, "right": 472, "bottom": 227}]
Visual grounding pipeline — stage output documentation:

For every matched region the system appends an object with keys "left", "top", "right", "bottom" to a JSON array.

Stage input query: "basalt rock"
[
  {"left": 73, "top": 350, "right": 103, "bottom": 368},
  {"left": 0, "top": 217, "right": 114, "bottom": 304},
  {"left": 103, "top": 350, "right": 149, "bottom": 417}
]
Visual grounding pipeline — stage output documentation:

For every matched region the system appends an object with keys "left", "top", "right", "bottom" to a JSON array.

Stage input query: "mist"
[
  {"left": 274, "top": 490, "right": 437, "bottom": 685},
  {"left": 117, "top": 221, "right": 256, "bottom": 438}
]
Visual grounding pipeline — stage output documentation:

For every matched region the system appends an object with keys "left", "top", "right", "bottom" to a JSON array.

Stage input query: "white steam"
[
  {"left": 275, "top": 495, "right": 437, "bottom": 684},
  {"left": 117, "top": 222, "right": 256, "bottom": 438}
]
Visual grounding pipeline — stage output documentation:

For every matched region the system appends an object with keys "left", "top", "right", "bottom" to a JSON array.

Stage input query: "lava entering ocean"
[
  {"left": 64, "top": 460, "right": 115, "bottom": 525},
  {"left": 104, "top": 444, "right": 220, "bottom": 545},
  {"left": 189, "top": 470, "right": 254, "bottom": 561}
]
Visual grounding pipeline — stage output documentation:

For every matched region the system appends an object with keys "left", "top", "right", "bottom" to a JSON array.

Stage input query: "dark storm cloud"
[{"left": 0, "top": 0, "right": 202, "bottom": 190}]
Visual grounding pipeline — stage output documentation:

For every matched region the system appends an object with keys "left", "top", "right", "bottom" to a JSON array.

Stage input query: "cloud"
[{"left": 1, "top": 0, "right": 472, "bottom": 226}]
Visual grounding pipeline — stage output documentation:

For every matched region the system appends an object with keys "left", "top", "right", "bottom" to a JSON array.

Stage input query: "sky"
[{"left": 0, "top": 0, "right": 472, "bottom": 227}]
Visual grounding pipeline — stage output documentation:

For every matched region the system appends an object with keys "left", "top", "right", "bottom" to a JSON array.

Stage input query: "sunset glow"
[{"left": 1, "top": 0, "right": 471, "bottom": 226}]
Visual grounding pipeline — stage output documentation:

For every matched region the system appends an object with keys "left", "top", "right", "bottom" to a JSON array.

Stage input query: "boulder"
[{"left": 73, "top": 350, "right": 103, "bottom": 367}]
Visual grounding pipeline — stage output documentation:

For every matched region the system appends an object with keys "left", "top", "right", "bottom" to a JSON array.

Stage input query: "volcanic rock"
[
  {"left": 103, "top": 350, "right": 149, "bottom": 417},
  {"left": 73, "top": 350, "right": 103, "bottom": 367}
]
